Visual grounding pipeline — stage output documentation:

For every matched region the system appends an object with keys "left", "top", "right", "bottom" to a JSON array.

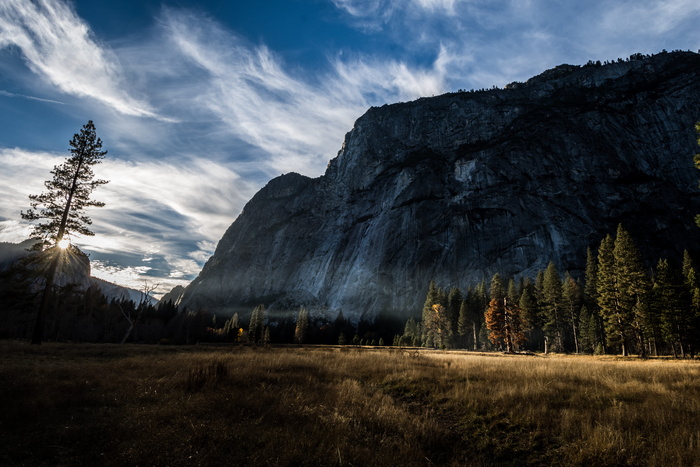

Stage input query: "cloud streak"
[
  {"left": 163, "top": 8, "right": 450, "bottom": 177},
  {"left": 0, "top": 89, "right": 65, "bottom": 105},
  {"left": 0, "top": 0, "right": 159, "bottom": 118},
  {"left": 331, "top": 0, "right": 700, "bottom": 89}
]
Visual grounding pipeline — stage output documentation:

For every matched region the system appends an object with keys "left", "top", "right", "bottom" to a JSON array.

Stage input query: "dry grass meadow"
[{"left": 1, "top": 342, "right": 699, "bottom": 466}]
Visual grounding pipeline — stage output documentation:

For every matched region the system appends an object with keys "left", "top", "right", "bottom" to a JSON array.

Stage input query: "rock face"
[{"left": 181, "top": 52, "right": 700, "bottom": 320}]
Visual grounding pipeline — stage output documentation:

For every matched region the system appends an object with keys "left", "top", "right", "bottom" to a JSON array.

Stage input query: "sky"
[{"left": 1, "top": 0, "right": 699, "bottom": 298}]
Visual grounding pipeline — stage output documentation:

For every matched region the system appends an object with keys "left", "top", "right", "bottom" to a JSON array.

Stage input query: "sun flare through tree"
[{"left": 21, "top": 120, "right": 109, "bottom": 344}]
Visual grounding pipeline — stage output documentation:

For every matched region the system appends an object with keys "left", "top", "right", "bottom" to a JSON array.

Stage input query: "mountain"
[
  {"left": 0, "top": 240, "right": 149, "bottom": 304},
  {"left": 180, "top": 51, "right": 700, "bottom": 321}
]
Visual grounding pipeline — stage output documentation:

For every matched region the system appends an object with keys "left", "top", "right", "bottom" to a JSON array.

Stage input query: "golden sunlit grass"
[{"left": 1, "top": 342, "right": 698, "bottom": 466}]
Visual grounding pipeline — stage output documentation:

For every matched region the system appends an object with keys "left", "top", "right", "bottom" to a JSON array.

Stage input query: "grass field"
[{"left": 1, "top": 342, "right": 699, "bottom": 466}]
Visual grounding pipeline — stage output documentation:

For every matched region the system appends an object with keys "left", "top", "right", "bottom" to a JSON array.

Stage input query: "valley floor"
[{"left": 1, "top": 342, "right": 699, "bottom": 466}]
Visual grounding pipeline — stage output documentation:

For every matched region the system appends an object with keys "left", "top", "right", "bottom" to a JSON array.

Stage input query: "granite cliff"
[{"left": 180, "top": 51, "right": 700, "bottom": 320}]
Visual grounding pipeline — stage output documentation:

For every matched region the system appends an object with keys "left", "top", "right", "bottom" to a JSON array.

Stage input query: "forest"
[{"left": 401, "top": 224, "right": 700, "bottom": 358}]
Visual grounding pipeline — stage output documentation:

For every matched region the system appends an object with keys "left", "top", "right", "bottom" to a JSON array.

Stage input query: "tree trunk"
[
  {"left": 31, "top": 250, "right": 60, "bottom": 345},
  {"left": 120, "top": 320, "right": 135, "bottom": 345},
  {"left": 571, "top": 310, "right": 579, "bottom": 354},
  {"left": 621, "top": 334, "right": 628, "bottom": 356},
  {"left": 472, "top": 321, "right": 477, "bottom": 351},
  {"left": 637, "top": 333, "right": 647, "bottom": 358},
  {"left": 504, "top": 323, "right": 513, "bottom": 353}
]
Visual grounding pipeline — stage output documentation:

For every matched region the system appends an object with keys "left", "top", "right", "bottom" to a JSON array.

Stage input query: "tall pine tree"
[
  {"left": 542, "top": 262, "right": 564, "bottom": 353},
  {"left": 562, "top": 273, "right": 582, "bottom": 353},
  {"left": 294, "top": 307, "right": 309, "bottom": 344},
  {"left": 21, "top": 121, "right": 109, "bottom": 345},
  {"left": 584, "top": 247, "right": 606, "bottom": 353},
  {"left": 613, "top": 225, "right": 650, "bottom": 357},
  {"left": 421, "top": 280, "right": 440, "bottom": 347},
  {"left": 249, "top": 304, "right": 266, "bottom": 344},
  {"left": 518, "top": 277, "right": 542, "bottom": 351},
  {"left": 597, "top": 234, "right": 626, "bottom": 354},
  {"left": 653, "top": 259, "right": 685, "bottom": 357}
]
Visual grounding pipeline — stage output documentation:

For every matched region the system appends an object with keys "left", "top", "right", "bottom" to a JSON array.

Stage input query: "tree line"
[
  {"left": 2, "top": 223, "right": 699, "bottom": 354},
  {"left": 0, "top": 264, "right": 395, "bottom": 346},
  {"left": 398, "top": 224, "right": 700, "bottom": 357}
]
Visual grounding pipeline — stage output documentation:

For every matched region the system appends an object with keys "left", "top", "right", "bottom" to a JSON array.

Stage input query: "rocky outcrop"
[
  {"left": 159, "top": 285, "right": 185, "bottom": 306},
  {"left": 0, "top": 241, "right": 147, "bottom": 303},
  {"left": 180, "top": 51, "right": 700, "bottom": 320}
]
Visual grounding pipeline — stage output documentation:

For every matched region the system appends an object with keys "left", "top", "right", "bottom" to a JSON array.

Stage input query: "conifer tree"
[
  {"left": 518, "top": 277, "right": 542, "bottom": 351},
  {"left": 469, "top": 281, "right": 489, "bottom": 350},
  {"left": 507, "top": 278, "right": 518, "bottom": 304},
  {"left": 484, "top": 273, "right": 528, "bottom": 352},
  {"left": 562, "top": 273, "right": 582, "bottom": 353},
  {"left": 490, "top": 273, "right": 505, "bottom": 303},
  {"left": 534, "top": 269, "right": 545, "bottom": 307},
  {"left": 485, "top": 298, "right": 505, "bottom": 350},
  {"left": 431, "top": 304, "right": 451, "bottom": 348},
  {"left": 485, "top": 296, "right": 527, "bottom": 353},
  {"left": 683, "top": 250, "right": 696, "bottom": 284},
  {"left": 457, "top": 299, "right": 469, "bottom": 348},
  {"left": 421, "top": 280, "right": 439, "bottom": 347},
  {"left": 578, "top": 305, "right": 594, "bottom": 353},
  {"left": 249, "top": 304, "right": 266, "bottom": 344},
  {"left": 447, "top": 287, "right": 463, "bottom": 344},
  {"left": 613, "top": 225, "right": 650, "bottom": 356},
  {"left": 542, "top": 262, "right": 564, "bottom": 353},
  {"left": 584, "top": 247, "right": 605, "bottom": 352},
  {"left": 597, "top": 233, "right": 625, "bottom": 353},
  {"left": 223, "top": 312, "right": 240, "bottom": 340},
  {"left": 294, "top": 307, "right": 309, "bottom": 344},
  {"left": 682, "top": 251, "right": 700, "bottom": 356},
  {"left": 584, "top": 248, "right": 598, "bottom": 307},
  {"left": 21, "top": 120, "right": 109, "bottom": 345},
  {"left": 401, "top": 317, "right": 419, "bottom": 346},
  {"left": 654, "top": 259, "right": 686, "bottom": 356}
]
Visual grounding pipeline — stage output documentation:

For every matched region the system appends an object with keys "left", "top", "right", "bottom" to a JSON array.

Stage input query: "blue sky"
[{"left": 1, "top": 0, "right": 699, "bottom": 297}]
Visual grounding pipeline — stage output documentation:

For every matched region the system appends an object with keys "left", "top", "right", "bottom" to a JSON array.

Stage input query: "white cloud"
[
  {"left": 90, "top": 260, "right": 190, "bottom": 299},
  {"left": 413, "top": 0, "right": 457, "bottom": 15},
  {"left": 330, "top": 0, "right": 700, "bottom": 91},
  {"left": 0, "top": 89, "right": 65, "bottom": 105},
  {"left": 163, "top": 9, "right": 451, "bottom": 177},
  {"left": 0, "top": 0, "right": 160, "bottom": 119},
  {"left": 603, "top": 0, "right": 700, "bottom": 36}
]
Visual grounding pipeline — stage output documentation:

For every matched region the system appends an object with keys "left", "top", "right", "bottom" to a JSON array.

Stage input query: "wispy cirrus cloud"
[
  {"left": 0, "top": 89, "right": 65, "bottom": 105},
  {"left": 162, "top": 8, "right": 450, "bottom": 177},
  {"left": 0, "top": 0, "right": 160, "bottom": 119},
  {"left": 330, "top": 0, "right": 700, "bottom": 89}
]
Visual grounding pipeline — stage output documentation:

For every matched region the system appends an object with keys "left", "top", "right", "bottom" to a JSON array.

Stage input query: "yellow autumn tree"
[{"left": 485, "top": 297, "right": 528, "bottom": 352}]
